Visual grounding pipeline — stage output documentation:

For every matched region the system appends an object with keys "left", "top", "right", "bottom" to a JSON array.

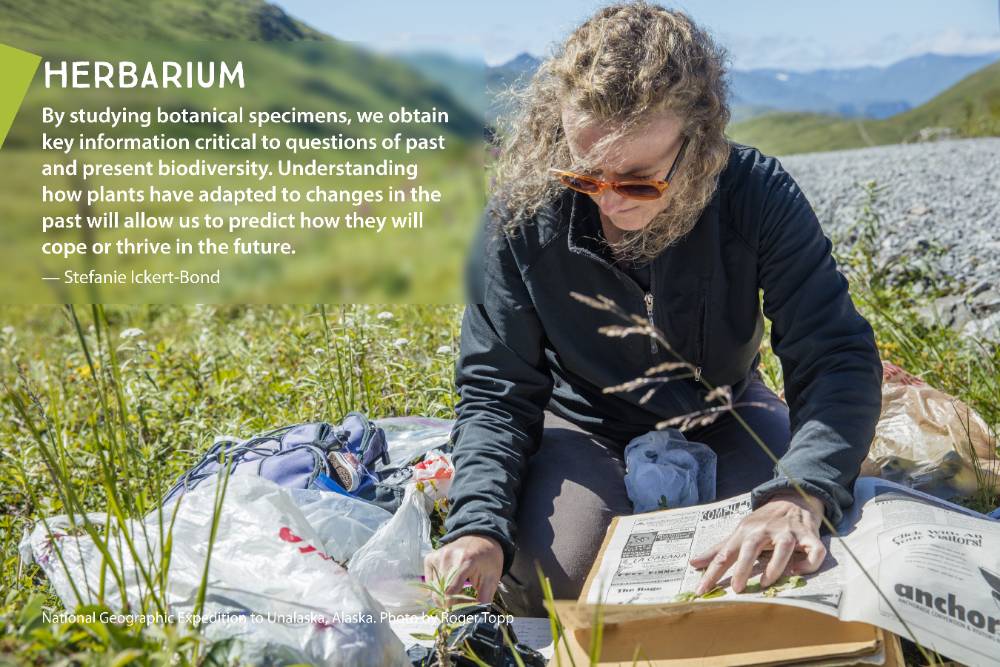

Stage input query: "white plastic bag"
[
  {"left": 349, "top": 487, "right": 434, "bottom": 614},
  {"left": 408, "top": 453, "right": 454, "bottom": 501},
  {"left": 21, "top": 476, "right": 408, "bottom": 667}
]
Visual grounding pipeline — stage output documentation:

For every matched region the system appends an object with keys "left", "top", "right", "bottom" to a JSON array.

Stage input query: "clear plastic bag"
[
  {"left": 349, "top": 487, "right": 434, "bottom": 614},
  {"left": 861, "top": 362, "right": 1000, "bottom": 499},
  {"left": 378, "top": 416, "right": 454, "bottom": 469},
  {"left": 288, "top": 486, "right": 392, "bottom": 563},
  {"left": 21, "top": 476, "right": 408, "bottom": 666}
]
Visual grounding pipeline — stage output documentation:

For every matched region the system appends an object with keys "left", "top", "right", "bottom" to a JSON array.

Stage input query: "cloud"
[{"left": 904, "top": 28, "right": 1000, "bottom": 57}]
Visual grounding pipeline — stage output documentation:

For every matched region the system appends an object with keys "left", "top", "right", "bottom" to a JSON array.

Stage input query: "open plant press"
[{"left": 549, "top": 477, "right": 1000, "bottom": 666}]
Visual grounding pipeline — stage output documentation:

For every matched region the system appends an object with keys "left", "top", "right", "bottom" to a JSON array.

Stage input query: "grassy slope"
[
  {"left": 728, "top": 60, "right": 1000, "bottom": 155},
  {"left": 0, "top": 0, "right": 327, "bottom": 42},
  {"left": 0, "top": 0, "right": 482, "bottom": 144},
  {"left": 400, "top": 52, "right": 488, "bottom": 120}
]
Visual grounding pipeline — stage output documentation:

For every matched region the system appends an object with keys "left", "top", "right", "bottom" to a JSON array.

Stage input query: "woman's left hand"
[{"left": 689, "top": 491, "right": 827, "bottom": 595}]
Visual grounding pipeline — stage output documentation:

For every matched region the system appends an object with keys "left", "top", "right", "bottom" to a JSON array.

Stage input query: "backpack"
[{"left": 162, "top": 412, "right": 405, "bottom": 512}]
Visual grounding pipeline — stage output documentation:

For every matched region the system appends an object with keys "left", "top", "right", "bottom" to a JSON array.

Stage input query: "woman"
[{"left": 424, "top": 1, "right": 882, "bottom": 616}]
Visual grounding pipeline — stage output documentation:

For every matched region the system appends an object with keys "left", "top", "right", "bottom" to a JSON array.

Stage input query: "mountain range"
[
  {"left": 3, "top": 0, "right": 996, "bottom": 157},
  {"left": 729, "top": 52, "right": 1000, "bottom": 119},
  {"left": 459, "top": 50, "right": 1000, "bottom": 122},
  {"left": 400, "top": 49, "right": 1000, "bottom": 155}
]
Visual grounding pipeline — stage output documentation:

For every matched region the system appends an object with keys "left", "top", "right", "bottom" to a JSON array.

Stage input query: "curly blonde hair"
[{"left": 492, "top": 1, "right": 731, "bottom": 261}]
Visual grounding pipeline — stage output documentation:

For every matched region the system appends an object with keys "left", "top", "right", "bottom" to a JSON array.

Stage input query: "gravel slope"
[{"left": 777, "top": 138, "right": 1000, "bottom": 341}]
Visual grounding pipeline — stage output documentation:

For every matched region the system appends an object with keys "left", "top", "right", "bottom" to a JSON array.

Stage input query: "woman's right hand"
[{"left": 423, "top": 534, "right": 504, "bottom": 604}]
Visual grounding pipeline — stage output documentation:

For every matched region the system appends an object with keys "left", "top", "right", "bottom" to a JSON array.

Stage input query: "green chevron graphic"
[{"left": 0, "top": 43, "right": 41, "bottom": 150}]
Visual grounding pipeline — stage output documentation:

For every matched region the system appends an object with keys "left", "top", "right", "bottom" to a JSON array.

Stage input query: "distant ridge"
[
  {"left": 477, "top": 50, "right": 1000, "bottom": 124},
  {"left": 728, "top": 59, "right": 1000, "bottom": 155}
]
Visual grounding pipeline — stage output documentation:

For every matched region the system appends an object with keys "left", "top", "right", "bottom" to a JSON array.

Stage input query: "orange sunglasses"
[{"left": 550, "top": 136, "right": 689, "bottom": 201}]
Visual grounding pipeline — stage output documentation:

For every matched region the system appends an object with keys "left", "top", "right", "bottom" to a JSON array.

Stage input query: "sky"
[{"left": 275, "top": 0, "right": 1000, "bottom": 71}]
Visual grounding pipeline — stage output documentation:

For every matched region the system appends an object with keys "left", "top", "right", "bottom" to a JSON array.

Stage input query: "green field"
[
  {"left": 2, "top": 209, "right": 999, "bottom": 662},
  {"left": 728, "top": 61, "right": 1000, "bottom": 155}
]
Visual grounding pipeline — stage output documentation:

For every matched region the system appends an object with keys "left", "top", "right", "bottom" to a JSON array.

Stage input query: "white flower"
[
  {"left": 393, "top": 337, "right": 409, "bottom": 348},
  {"left": 377, "top": 311, "right": 394, "bottom": 320},
  {"left": 435, "top": 345, "right": 452, "bottom": 355},
  {"left": 119, "top": 328, "right": 144, "bottom": 339},
  {"left": 2, "top": 326, "right": 14, "bottom": 335}
]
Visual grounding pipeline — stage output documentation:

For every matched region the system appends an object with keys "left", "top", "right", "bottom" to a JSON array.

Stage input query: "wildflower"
[
  {"left": 119, "top": 328, "right": 144, "bottom": 339},
  {"left": 393, "top": 337, "right": 409, "bottom": 348},
  {"left": 377, "top": 311, "right": 394, "bottom": 320},
  {"left": 435, "top": 345, "right": 452, "bottom": 355}
]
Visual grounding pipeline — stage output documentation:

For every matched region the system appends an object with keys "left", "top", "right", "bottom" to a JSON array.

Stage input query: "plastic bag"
[
  {"left": 378, "top": 416, "right": 454, "bottom": 469},
  {"left": 409, "top": 453, "right": 454, "bottom": 501},
  {"left": 287, "top": 486, "right": 392, "bottom": 563},
  {"left": 21, "top": 476, "right": 408, "bottom": 667},
  {"left": 624, "top": 429, "right": 717, "bottom": 513},
  {"left": 349, "top": 487, "right": 434, "bottom": 614},
  {"left": 861, "top": 362, "right": 1000, "bottom": 499}
]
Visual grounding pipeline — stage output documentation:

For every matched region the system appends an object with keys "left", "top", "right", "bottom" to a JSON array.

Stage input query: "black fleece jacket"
[{"left": 442, "top": 143, "right": 883, "bottom": 573}]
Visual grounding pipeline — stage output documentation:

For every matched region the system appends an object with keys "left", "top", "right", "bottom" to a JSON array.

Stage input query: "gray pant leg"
[
  {"left": 685, "top": 372, "right": 792, "bottom": 499},
  {"left": 499, "top": 412, "right": 631, "bottom": 616}
]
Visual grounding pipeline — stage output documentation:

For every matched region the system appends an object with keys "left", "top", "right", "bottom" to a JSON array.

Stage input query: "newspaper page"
[
  {"left": 586, "top": 478, "right": 1000, "bottom": 667},
  {"left": 836, "top": 477, "right": 1000, "bottom": 667},
  {"left": 585, "top": 493, "right": 845, "bottom": 616}
]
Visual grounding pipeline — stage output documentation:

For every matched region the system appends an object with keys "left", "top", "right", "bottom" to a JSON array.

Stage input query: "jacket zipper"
[
  {"left": 644, "top": 292, "right": 656, "bottom": 354},
  {"left": 567, "top": 227, "right": 658, "bottom": 358},
  {"left": 645, "top": 261, "right": 659, "bottom": 354},
  {"left": 600, "top": 258, "right": 658, "bottom": 358}
]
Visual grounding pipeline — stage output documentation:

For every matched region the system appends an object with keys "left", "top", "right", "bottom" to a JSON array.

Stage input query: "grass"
[
  {"left": 0, "top": 304, "right": 461, "bottom": 663},
  {"left": 1, "top": 184, "right": 998, "bottom": 664}
]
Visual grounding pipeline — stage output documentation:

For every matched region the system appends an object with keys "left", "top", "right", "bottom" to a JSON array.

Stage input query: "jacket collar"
[{"left": 565, "top": 190, "right": 616, "bottom": 267}]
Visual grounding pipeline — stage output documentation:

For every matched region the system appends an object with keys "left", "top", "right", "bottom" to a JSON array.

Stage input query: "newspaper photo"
[{"left": 585, "top": 477, "right": 1000, "bottom": 667}]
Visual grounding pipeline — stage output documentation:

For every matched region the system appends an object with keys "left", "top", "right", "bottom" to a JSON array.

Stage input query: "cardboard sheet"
[
  {"left": 546, "top": 599, "right": 892, "bottom": 666},
  {"left": 547, "top": 503, "right": 905, "bottom": 666}
]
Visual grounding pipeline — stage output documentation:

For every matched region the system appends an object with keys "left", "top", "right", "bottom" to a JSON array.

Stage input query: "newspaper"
[{"left": 585, "top": 477, "right": 1000, "bottom": 667}]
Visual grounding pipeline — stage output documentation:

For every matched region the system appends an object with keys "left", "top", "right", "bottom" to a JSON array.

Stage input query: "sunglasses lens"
[
  {"left": 615, "top": 184, "right": 663, "bottom": 200},
  {"left": 560, "top": 174, "right": 601, "bottom": 194}
]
